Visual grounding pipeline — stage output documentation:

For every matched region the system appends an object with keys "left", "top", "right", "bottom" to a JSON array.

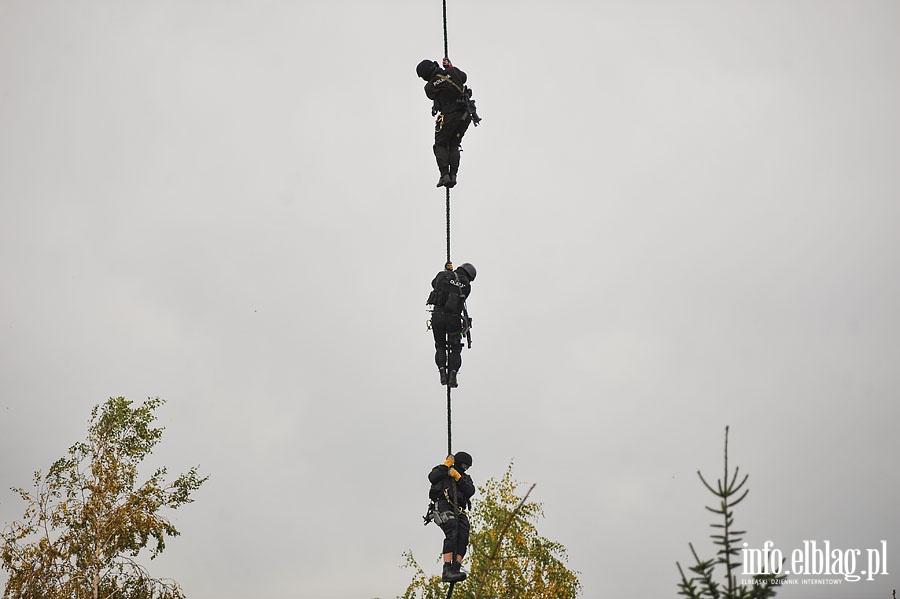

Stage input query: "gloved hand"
[
  {"left": 431, "top": 101, "right": 440, "bottom": 117},
  {"left": 443, "top": 455, "right": 455, "bottom": 467},
  {"left": 442, "top": 58, "right": 453, "bottom": 68},
  {"left": 448, "top": 467, "right": 461, "bottom": 481}
]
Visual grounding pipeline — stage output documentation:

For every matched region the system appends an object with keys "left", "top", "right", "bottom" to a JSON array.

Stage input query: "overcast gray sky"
[{"left": 2, "top": 1, "right": 899, "bottom": 597}]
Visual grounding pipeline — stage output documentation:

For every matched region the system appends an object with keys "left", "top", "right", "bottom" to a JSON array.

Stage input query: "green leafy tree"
[
  {"left": 401, "top": 463, "right": 581, "bottom": 599},
  {"left": 1, "top": 397, "right": 207, "bottom": 599},
  {"left": 677, "top": 426, "right": 785, "bottom": 598}
]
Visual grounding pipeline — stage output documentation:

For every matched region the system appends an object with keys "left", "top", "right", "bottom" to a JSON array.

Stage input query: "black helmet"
[
  {"left": 457, "top": 263, "right": 476, "bottom": 281},
  {"left": 454, "top": 451, "right": 473, "bottom": 468},
  {"left": 416, "top": 59, "right": 438, "bottom": 80}
]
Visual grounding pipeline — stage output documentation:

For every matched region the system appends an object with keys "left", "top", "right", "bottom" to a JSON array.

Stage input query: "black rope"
[
  {"left": 445, "top": 188, "right": 451, "bottom": 264},
  {"left": 446, "top": 385, "right": 452, "bottom": 456},
  {"left": 446, "top": 477, "right": 460, "bottom": 597},
  {"left": 444, "top": 189, "right": 451, "bottom": 461},
  {"left": 440, "top": 6, "right": 459, "bottom": 595},
  {"left": 442, "top": 0, "right": 452, "bottom": 463},
  {"left": 442, "top": 0, "right": 449, "bottom": 61}
]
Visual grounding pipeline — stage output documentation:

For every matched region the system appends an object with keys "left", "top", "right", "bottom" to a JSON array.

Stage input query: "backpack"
[{"left": 427, "top": 271, "right": 464, "bottom": 313}]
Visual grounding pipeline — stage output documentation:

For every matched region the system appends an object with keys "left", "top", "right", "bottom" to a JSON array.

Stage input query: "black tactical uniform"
[
  {"left": 428, "top": 452, "right": 475, "bottom": 583},
  {"left": 428, "top": 263, "right": 476, "bottom": 387},
  {"left": 416, "top": 59, "right": 476, "bottom": 188}
]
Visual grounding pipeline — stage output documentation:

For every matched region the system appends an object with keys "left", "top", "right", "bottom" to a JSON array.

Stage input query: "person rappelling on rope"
[
  {"left": 427, "top": 262, "right": 475, "bottom": 388},
  {"left": 416, "top": 58, "right": 481, "bottom": 188},
  {"left": 426, "top": 452, "right": 475, "bottom": 583}
]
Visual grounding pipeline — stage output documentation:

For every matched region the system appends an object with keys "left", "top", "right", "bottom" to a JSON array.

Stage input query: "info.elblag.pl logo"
[{"left": 742, "top": 540, "right": 889, "bottom": 582}]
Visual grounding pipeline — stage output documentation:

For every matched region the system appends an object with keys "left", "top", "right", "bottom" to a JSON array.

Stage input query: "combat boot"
[
  {"left": 439, "top": 367, "right": 448, "bottom": 386},
  {"left": 433, "top": 144, "right": 451, "bottom": 187},
  {"left": 442, "top": 561, "right": 464, "bottom": 583},
  {"left": 448, "top": 146, "right": 460, "bottom": 188},
  {"left": 448, "top": 370, "right": 458, "bottom": 388},
  {"left": 452, "top": 561, "right": 467, "bottom": 582}
]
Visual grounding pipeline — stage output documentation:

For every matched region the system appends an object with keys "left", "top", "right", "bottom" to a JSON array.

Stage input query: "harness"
[
  {"left": 435, "top": 73, "right": 467, "bottom": 96},
  {"left": 433, "top": 74, "right": 474, "bottom": 134},
  {"left": 443, "top": 488, "right": 466, "bottom": 512},
  {"left": 423, "top": 475, "right": 466, "bottom": 526}
]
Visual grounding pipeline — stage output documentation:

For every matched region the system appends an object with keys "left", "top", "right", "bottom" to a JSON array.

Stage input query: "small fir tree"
[{"left": 677, "top": 426, "right": 785, "bottom": 598}]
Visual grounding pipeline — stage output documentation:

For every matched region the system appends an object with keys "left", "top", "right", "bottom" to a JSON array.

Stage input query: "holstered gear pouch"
[{"left": 433, "top": 509, "right": 456, "bottom": 526}]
